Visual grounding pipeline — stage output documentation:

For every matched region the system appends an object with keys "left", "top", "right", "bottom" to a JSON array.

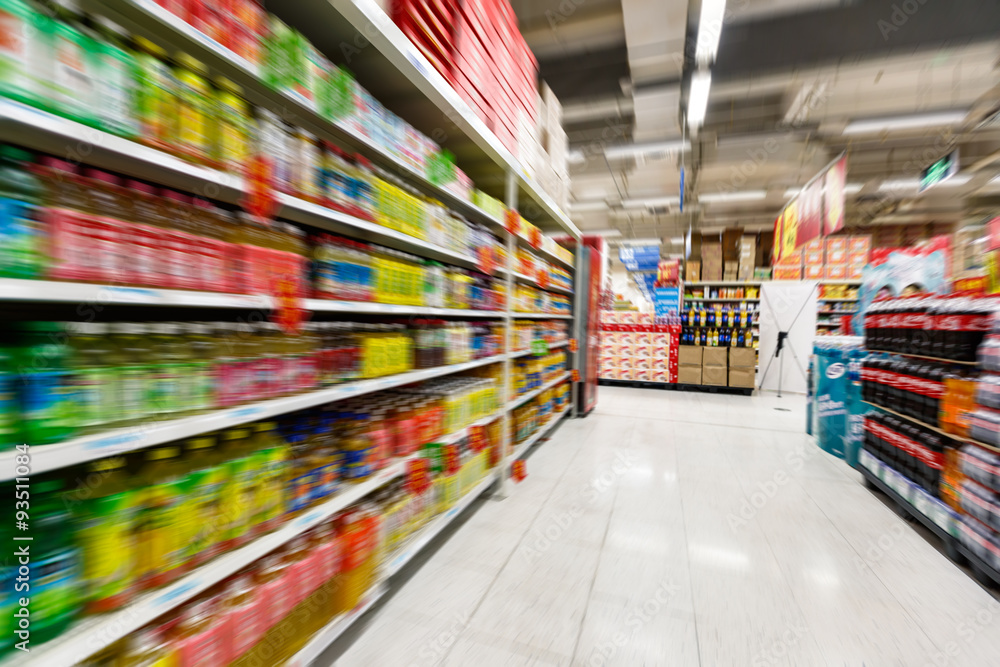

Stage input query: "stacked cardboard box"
[
  {"left": 686, "top": 261, "right": 701, "bottom": 282},
  {"left": 774, "top": 249, "right": 803, "bottom": 280},
  {"left": 729, "top": 347, "right": 756, "bottom": 388},
  {"left": 702, "top": 243, "right": 723, "bottom": 282},
  {"left": 803, "top": 238, "right": 824, "bottom": 280},
  {"left": 738, "top": 236, "right": 757, "bottom": 281},
  {"left": 528, "top": 84, "right": 570, "bottom": 211},
  {"left": 599, "top": 312, "right": 679, "bottom": 382},
  {"left": 678, "top": 346, "right": 702, "bottom": 385},
  {"left": 847, "top": 236, "right": 871, "bottom": 280},
  {"left": 702, "top": 348, "right": 728, "bottom": 386},
  {"left": 724, "top": 261, "right": 739, "bottom": 281}
]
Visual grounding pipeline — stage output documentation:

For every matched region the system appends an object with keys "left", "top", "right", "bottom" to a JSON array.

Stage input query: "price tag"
[
  {"left": 468, "top": 425, "right": 487, "bottom": 452},
  {"left": 504, "top": 209, "right": 520, "bottom": 235},
  {"left": 272, "top": 275, "right": 308, "bottom": 334},
  {"left": 531, "top": 339, "right": 548, "bottom": 356},
  {"left": 443, "top": 444, "right": 460, "bottom": 475},
  {"left": 511, "top": 459, "right": 526, "bottom": 482},
  {"left": 569, "top": 339, "right": 578, "bottom": 353},
  {"left": 571, "top": 369, "right": 580, "bottom": 383}
]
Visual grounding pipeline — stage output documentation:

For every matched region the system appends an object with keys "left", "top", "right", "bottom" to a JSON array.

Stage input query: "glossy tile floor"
[{"left": 326, "top": 386, "right": 1000, "bottom": 666}]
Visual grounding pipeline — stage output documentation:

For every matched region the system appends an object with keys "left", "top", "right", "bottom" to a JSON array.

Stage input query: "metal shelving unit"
[{"left": 0, "top": 1, "right": 584, "bottom": 663}]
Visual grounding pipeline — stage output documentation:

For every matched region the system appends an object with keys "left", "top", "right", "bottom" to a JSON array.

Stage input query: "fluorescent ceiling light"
[
  {"left": 604, "top": 139, "right": 691, "bottom": 161},
  {"left": 569, "top": 201, "right": 608, "bottom": 212},
  {"left": 687, "top": 70, "right": 712, "bottom": 130},
  {"left": 843, "top": 110, "right": 967, "bottom": 135},
  {"left": 695, "top": 0, "right": 727, "bottom": 64},
  {"left": 879, "top": 173, "right": 971, "bottom": 191},
  {"left": 669, "top": 237, "right": 685, "bottom": 244},
  {"left": 845, "top": 183, "right": 864, "bottom": 194},
  {"left": 567, "top": 149, "right": 586, "bottom": 164},
  {"left": 584, "top": 229, "right": 622, "bottom": 237},
  {"left": 699, "top": 190, "right": 767, "bottom": 203},
  {"left": 621, "top": 196, "right": 680, "bottom": 209},
  {"left": 617, "top": 238, "right": 662, "bottom": 245}
]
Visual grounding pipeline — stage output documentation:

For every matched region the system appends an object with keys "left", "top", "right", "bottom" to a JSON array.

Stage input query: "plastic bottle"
[
  {"left": 135, "top": 445, "right": 185, "bottom": 589},
  {"left": 118, "top": 626, "right": 176, "bottom": 667},
  {"left": 113, "top": 322, "right": 151, "bottom": 424},
  {"left": 133, "top": 37, "right": 176, "bottom": 152},
  {"left": 68, "top": 321, "right": 112, "bottom": 433},
  {"left": 0, "top": 0, "right": 48, "bottom": 107},
  {"left": 16, "top": 322, "right": 76, "bottom": 444},
  {"left": 48, "top": 0, "right": 98, "bottom": 125},
  {"left": 222, "top": 573, "right": 263, "bottom": 661},
  {"left": 32, "top": 478, "right": 82, "bottom": 643},
  {"left": 181, "top": 435, "right": 224, "bottom": 566},
  {"left": 173, "top": 52, "right": 213, "bottom": 165},
  {"left": 248, "top": 421, "right": 288, "bottom": 533},
  {"left": 0, "top": 146, "right": 44, "bottom": 279},
  {"left": 176, "top": 598, "right": 224, "bottom": 666},
  {"left": 213, "top": 77, "right": 252, "bottom": 174},
  {"left": 75, "top": 456, "right": 137, "bottom": 613},
  {"left": 91, "top": 16, "right": 140, "bottom": 138},
  {"left": 218, "top": 427, "right": 255, "bottom": 548},
  {"left": 185, "top": 322, "right": 216, "bottom": 413}
]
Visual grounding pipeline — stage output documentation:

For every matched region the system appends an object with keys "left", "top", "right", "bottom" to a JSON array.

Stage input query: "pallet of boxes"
[{"left": 675, "top": 345, "right": 754, "bottom": 395}]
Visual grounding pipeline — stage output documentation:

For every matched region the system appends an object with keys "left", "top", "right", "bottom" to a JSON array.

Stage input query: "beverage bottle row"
[
  {"left": 864, "top": 294, "right": 994, "bottom": 362},
  {"left": 863, "top": 412, "right": 950, "bottom": 497},
  {"left": 680, "top": 327, "right": 752, "bottom": 347},
  {"left": 681, "top": 304, "right": 755, "bottom": 328},
  {"left": 0, "top": 319, "right": 506, "bottom": 449},
  {"left": 860, "top": 355, "right": 954, "bottom": 427}
]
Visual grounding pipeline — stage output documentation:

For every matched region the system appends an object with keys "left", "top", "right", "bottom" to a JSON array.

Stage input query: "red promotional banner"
[{"left": 774, "top": 154, "right": 847, "bottom": 263}]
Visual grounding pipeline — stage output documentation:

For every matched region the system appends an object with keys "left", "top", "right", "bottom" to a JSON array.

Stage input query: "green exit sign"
[{"left": 920, "top": 149, "right": 959, "bottom": 192}]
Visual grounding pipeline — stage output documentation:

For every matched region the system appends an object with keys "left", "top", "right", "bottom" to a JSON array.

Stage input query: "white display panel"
[{"left": 758, "top": 281, "right": 819, "bottom": 395}]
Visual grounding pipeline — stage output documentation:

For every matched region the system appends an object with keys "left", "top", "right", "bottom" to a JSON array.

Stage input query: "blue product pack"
[{"left": 814, "top": 344, "right": 848, "bottom": 459}]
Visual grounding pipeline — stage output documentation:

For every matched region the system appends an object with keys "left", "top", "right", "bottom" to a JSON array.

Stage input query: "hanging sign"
[
  {"left": 774, "top": 154, "right": 847, "bottom": 262},
  {"left": 619, "top": 245, "right": 661, "bottom": 271}
]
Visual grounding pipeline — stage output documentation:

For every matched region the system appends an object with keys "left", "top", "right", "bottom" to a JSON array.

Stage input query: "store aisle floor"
[{"left": 327, "top": 387, "right": 1000, "bottom": 666}]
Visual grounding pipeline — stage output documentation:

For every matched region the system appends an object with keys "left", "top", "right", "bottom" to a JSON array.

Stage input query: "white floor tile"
[{"left": 324, "top": 386, "right": 1000, "bottom": 667}]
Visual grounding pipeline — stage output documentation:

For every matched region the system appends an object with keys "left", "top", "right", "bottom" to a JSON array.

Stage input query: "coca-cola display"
[
  {"left": 864, "top": 294, "right": 995, "bottom": 362},
  {"left": 860, "top": 355, "right": 969, "bottom": 428},
  {"left": 863, "top": 412, "right": 951, "bottom": 496}
]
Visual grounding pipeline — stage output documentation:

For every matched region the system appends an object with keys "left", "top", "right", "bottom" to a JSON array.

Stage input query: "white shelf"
[
  {"left": 512, "top": 312, "right": 574, "bottom": 319},
  {"left": 9, "top": 459, "right": 410, "bottom": 667},
  {"left": 383, "top": 471, "right": 499, "bottom": 578},
  {"left": 305, "top": 299, "right": 506, "bottom": 318},
  {"left": 817, "top": 322, "right": 842, "bottom": 327},
  {"left": 285, "top": 582, "right": 388, "bottom": 667},
  {"left": 0, "top": 354, "right": 508, "bottom": 481},
  {"left": 820, "top": 280, "right": 862, "bottom": 285},
  {"left": 0, "top": 278, "right": 271, "bottom": 308},
  {"left": 507, "top": 373, "right": 571, "bottom": 410},
  {"left": 508, "top": 339, "right": 571, "bottom": 359},
  {"left": 509, "top": 406, "right": 571, "bottom": 461}
]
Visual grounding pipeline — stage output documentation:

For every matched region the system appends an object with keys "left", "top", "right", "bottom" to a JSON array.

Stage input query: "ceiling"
[{"left": 511, "top": 0, "right": 1000, "bottom": 243}]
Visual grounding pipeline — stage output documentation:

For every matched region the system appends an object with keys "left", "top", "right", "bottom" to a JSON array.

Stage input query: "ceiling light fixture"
[
  {"left": 879, "top": 174, "right": 971, "bottom": 191},
  {"left": 699, "top": 190, "right": 767, "bottom": 203},
  {"left": 670, "top": 237, "right": 685, "bottom": 244},
  {"left": 604, "top": 139, "right": 691, "bottom": 161},
  {"left": 695, "top": 0, "right": 728, "bottom": 65},
  {"left": 582, "top": 229, "right": 622, "bottom": 237},
  {"left": 615, "top": 238, "right": 663, "bottom": 245},
  {"left": 687, "top": 70, "right": 712, "bottom": 131},
  {"left": 786, "top": 182, "right": 865, "bottom": 198},
  {"left": 569, "top": 201, "right": 608, "bottom": 212},
  {"left": 843, "top": 110, "right": 968, "bottom": 135},
  {"left": 620, "top": 196, "right": 681, "bottom": 209}
]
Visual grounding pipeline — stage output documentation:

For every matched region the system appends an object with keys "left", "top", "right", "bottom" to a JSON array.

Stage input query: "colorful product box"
[
  {"left": 804, "top": 265, "right": 824, "bottom": 280},
  {"left": 804, "top": 238, "right": 824, "bottom": 253},
  {"left": 804, "top": 250, "right": 824, "bottom": 266},
  {"left": 774, "top": 266, "right": 803, "bottom": 280},
  {"left": 825, "top": 264, "right": 849, "bottom": 280}
]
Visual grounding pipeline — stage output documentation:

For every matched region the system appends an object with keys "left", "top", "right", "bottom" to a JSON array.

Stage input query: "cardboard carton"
[
  {"left": 678, "top": 365, "right": 702, "bottom": 385},
  {"left": 703, "top": 366, "right": 728, "bottom": 386},
  {"left": 729, "top": 347, "right": 756, "bottom": 369},
  {"left": 702, "top": 347, "right": 728, "bottom": 368},
  {"left": 804, "top": 265, "right": 824, "bottom": 280},
  {"left": 678, "top": 346, "right": 703, "bottom": 366},
  {"left": 686, "top": 261, "right": 701, "bottom": 282},
  {"left": 729, "top": 368, "right": 756, "bottom": 388},
  {"left": 774, "top": 266, "right": 802, "bottom": 280}
]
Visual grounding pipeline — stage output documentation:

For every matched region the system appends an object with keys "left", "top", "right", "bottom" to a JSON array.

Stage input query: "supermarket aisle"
[{"left": 328, "top": 386, "right": 1000, "bottom": 666}]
